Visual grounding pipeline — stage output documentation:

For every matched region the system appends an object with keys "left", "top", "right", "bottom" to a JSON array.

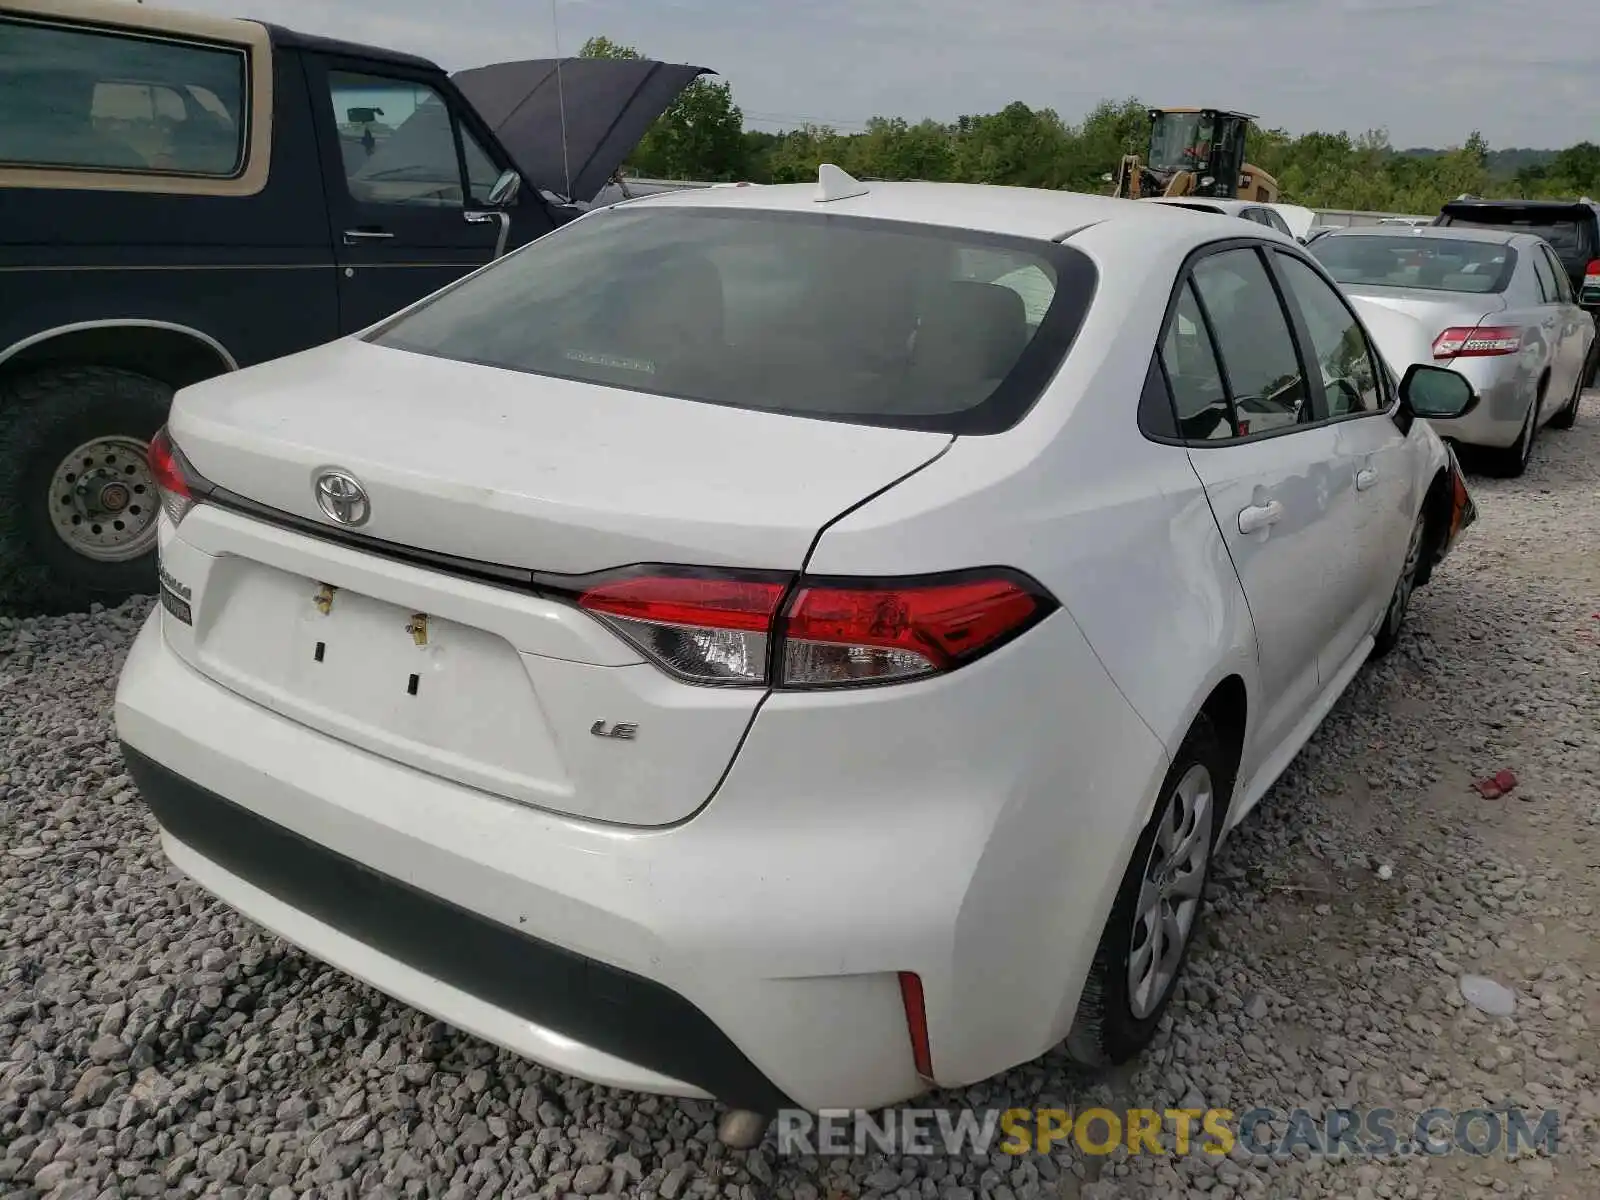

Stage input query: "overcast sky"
[{"left": 172, "top": 0, "right": 1596, "bottom": 148}]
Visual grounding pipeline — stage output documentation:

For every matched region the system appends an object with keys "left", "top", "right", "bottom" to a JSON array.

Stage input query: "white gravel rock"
[{"left": 4, "top": 396, "right": 1598, "bottom": 1198}]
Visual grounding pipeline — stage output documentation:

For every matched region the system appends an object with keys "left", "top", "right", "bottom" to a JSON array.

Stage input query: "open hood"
[{"left": 452, "top": 58, "right": 710, "bottom": 204}]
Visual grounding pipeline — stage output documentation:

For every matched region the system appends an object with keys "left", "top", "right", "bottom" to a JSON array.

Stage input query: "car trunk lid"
[
  {"left": 160, "top": 338, "right": 950, "bottom": 826},
  {"left": 1339, "top": 285, "right": 1508, "bottom": 361}
]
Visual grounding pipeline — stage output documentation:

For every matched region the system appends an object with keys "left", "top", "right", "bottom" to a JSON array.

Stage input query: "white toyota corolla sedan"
[{"left": 115, "top": 167, "right": 1480, "bottom": 1140}]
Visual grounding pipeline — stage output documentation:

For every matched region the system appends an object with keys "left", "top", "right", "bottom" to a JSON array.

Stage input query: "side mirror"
[
  {"left": 1399, "top": 363, "right": 1478, "bottom": 420},
  {"left": 487, "top": 168, "right": 523, "bottom": 208}
]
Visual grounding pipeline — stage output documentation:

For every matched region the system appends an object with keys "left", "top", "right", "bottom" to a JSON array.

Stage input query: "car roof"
[
  {"left": 618, "top": 179, "right": 1291, "bottom": 250},
  {"left": 263, "top": 24, "right": 442, "bottom": 72},
  {"left": 1320, "top": 224, "right": 1524, "bottom": 247},
  {"left": 8, "top": 0, "right": 264, "bottom": 44},
  {"left": 7, "top": 0, "right": 445, "bottom": 73}
]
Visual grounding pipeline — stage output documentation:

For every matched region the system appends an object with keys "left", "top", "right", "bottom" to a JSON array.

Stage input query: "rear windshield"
[
  {"left": 1311, "top": 235, "right": 1516, "bottom": 294},
  {"left": 369, "top": 205, "right": 1096, "bottom": 434},
  {"left": 1439, "top": 213, "right": 1587, "bottom": 263}
]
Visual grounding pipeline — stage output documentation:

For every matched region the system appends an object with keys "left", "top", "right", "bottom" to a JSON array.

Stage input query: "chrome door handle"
[
  {"left": 464, "top": 209, "right": 512, "bottom": 259},
  {"left": 1355, "top": 468, "right": 1378, "bottom": 492},
  {"left": 1238, "top": 500, "right": 1284, "bottom": 535},
  {"left": 342, "top": 229, "right": 394, "bottom": 244}
]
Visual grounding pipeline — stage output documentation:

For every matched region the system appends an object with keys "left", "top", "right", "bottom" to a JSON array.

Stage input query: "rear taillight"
[
  {"left": 1586, "top": 259, "right": 1600, "bottom": 281},
  {"left": 577, "top": 572, "right": 786, "bottom": 685},
  {"left": 1432, "top": 325, "right": 1522, "bottom": 359},
  {"left": 147, "top": 427, "right": 210, "bottom": 526},
  {"left": 575, "top": 567, "right": 1055, "bottom": 689}
]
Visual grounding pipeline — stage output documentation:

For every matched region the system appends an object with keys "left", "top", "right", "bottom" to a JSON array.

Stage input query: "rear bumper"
[
  {"left": 122, "top": 744, "right": 786, "bottom": 1111},
  {"left": 115, "top": 604, "right": 1169, "bottom": 1110}
]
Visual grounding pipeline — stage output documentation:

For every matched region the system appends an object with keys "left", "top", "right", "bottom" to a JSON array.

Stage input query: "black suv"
[
  {"left": 1433, "top": 197, "right": 1600, "bottom": 383},
  {"left": 1, "top": 0, "right": 703, "bottom": 613}
]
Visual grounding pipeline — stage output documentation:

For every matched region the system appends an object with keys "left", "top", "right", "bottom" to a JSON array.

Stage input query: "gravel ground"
[{"left": 2, "top": 399, "right": 1598, "bottom": 1200}]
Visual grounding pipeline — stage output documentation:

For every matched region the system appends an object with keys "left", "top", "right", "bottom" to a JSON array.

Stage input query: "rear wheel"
[
  {"left": 1371, "top": 510, "right": 1427, "bottom": 659},
  {"left": 1549, "top": 358, "right": 1586, "bottom": 431},
  {"left": 1482, "top": 385, "right": 1541, "bottom": 478},
  {"left": 0, "top": 367, "right": 171, "bottom": 614},
  {"left": 1065, "top": 715, "right": 1227, "bottom": 1066}
]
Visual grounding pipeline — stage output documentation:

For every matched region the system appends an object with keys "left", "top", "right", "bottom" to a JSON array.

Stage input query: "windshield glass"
[
  {"left": 1443, "top": 214, "right": 1584, "bottom": 262},
  {"left": 370, "top": 206, "right": 1093, "bottom": 434},
  {"left": 1311, "top": 235, "right": 1516, "bottom": 294},
  {"left": 1148, "top": 112, "right": 1210, "bottom": 172}
]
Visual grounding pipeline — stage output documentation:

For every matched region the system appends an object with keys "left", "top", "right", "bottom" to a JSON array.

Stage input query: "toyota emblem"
[{"left": 314, "top": 468, "right": 370, "bottom": 527}]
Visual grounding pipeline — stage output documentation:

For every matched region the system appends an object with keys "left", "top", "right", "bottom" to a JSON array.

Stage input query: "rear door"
[
  {"left": 1269, "top": 249, "right": 1413, "bottom": 678},
  {"left": 302, "top": 54, "right": 507, "bottom": 332},
  {"left": 1168, "top": 243, "right": 1358, "bottom": 753},
  {"left": 1536, "top": 242, "right": 1587, "bottom": 406}
]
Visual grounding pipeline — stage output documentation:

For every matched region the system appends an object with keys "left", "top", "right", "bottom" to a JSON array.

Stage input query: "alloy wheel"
[{"left": 1127, "top": 763, "right": 1214, "bottom": 1019}]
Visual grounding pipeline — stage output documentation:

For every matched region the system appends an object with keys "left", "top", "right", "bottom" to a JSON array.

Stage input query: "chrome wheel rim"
[
  {"left": 1384, "top": 515, "right": 1426, "bottom": 637},
  {"left": 47, "top": 436, "right": 158, "bottom": 563},
  {"left": 1127, "top": 763, "right": 1214, "bottom": 1019}
]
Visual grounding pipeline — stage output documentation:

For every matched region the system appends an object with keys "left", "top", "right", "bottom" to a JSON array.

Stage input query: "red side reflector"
[{"left": 898, "top": 971, "right": 934, "bottom": 1081}]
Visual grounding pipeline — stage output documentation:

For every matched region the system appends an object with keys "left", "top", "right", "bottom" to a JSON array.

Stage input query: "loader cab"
[{"left": 1146, "top": 108, "right": 1253, "bottom": 199}]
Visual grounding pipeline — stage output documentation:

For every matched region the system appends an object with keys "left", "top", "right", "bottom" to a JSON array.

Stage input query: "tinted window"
[
  {"left": 1531, "top": 247, "right": 1559, "bottom": 302},
  {"left": 1192, "top": 249, "right": 1308, "bottom": 435},
  {"left": 1312, "top": 235, "right": 1515, "bottom": 294},
  {"left": 0, "top": 19, "right": 245, "bottom": 175},
  {"left": 1445, "top": 214, "right": 1584, "bottom": 262},
  {"left": 461, "top": 125, "right": 502, "bottom": 205},
  {"left": 1275, "top": 254, "right": 1383, "bottom": 417},
  {"left": 371, "top": 207, "right": 1092, "bottom": 434},
  {"left": 1160, "top": 281, "right": 1234, "bottom": 440},
  {"left": 329, "top": 72, "right": 465, "bottom": 207},
  {"left": 1543, "top": 246, "right": 1575, "bottom": 302},
  {"left": 1262, "top": 211, "right": 1294, "bottom": 237}
]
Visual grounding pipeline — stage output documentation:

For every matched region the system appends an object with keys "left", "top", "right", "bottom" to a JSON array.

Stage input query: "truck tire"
[{"left": 0, "top": 367, "right": 173, "bottom": 615}]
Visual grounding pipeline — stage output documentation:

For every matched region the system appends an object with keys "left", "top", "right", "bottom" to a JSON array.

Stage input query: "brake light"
[
  {"left": 782, "top": 575, "right": 1045, "bottom": 686},
  {"left": 1586, "top": 259, "right": 1600, "bottom": 280},
  {"left": 1432, "top": 325, "right": 1522, "bottom": 359},
  {"left": 574, "top": 568, "right": 1055, "bottom": 688},
  {"left": 147, "top": 427, "right": 209, "bottom": 526},
  {"left": 577, "top": 572, "right": 786, "bottom": 684}
]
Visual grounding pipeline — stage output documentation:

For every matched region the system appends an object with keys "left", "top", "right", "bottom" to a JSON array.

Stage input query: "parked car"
[
  {"left": 0, "top": 0, "right": 706, "bottom": 614},
  {"left": 1433, "top": 198, "right": 1600, "bottom": 383},
  {"left": 115, "top": 172, "right": 1478, "bottom": 1141},
  {"left": 1264, "top": 202, "right": 1318, "bottom": 241},
  {"left": 1143, "top": 195, "right": 1300, "bottom": 240},
  {"left": 1310, "top": 225, "right": 1592, "bottom": 475}
]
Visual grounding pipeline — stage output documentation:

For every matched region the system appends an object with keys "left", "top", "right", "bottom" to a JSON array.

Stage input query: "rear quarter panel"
[{"left": 806, "top": 224, "right": 1262, "bottom": 814}]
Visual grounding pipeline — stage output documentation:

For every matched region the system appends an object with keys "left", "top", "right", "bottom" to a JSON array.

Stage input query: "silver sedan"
[{"left": 1310, "top": 226, "right": 1592, "bottom": 476}]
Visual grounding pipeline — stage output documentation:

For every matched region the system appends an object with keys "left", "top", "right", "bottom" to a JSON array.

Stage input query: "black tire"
[
  {"left": 1549, "top": 359, "right": 1585, "bottom": 431},
  {"left": 1481, "top": 385, "right": 1541, "bottom": 478},
  {"left": 1065, "top": 714, "right": 1230, "bottom": 1066},
  {"left": 0, "top": 367, "right": 173, "bottom": 615},
  {"left": 1371, "top": 509, "right": 1427, "bottom": 659}
]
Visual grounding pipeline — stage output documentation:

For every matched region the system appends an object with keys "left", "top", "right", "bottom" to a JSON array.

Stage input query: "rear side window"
[
  {"left": 1191, "top": 249, "right": 1308, "bottom": 435},
  {"left": 1160, "top": 281, "right": 1234, "bottom": 440},
  {"left": 371, "top": 206, "right": 1098, "bottom": 434},
  {"left": 1312, "top": 235, "right": 1516, "bottom": 294},
  {"left": 0, "top": 18, "right": 246, "bottom": 176}
]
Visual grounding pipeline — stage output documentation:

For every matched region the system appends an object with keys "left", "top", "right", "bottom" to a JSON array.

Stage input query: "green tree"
[{"left": 578, "top": 36, "right": 747, "bottom": 180}]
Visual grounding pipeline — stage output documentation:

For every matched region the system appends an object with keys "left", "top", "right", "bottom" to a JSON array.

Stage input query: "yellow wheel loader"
[{"left": 1110, "top": 108, "right": 1280, "bottom": 203}]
